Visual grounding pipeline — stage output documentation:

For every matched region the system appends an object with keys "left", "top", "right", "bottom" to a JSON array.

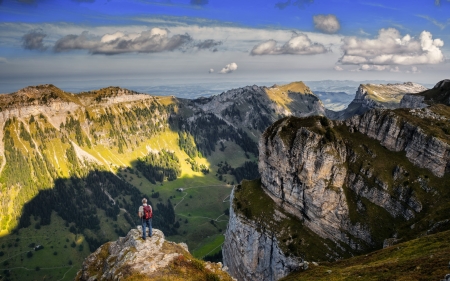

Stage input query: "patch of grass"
[
  {"left": 280, "top": 229, "right": 450, "bottom": 281},
  {"left": 192, "top": 234, "right": 224, "bottom": 259},
  {"left": 0, "top": 213, "right": 90, "bottom": 281}
]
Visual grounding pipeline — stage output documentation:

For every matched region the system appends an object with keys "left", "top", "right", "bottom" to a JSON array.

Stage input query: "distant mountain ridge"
[
  {"left": 400, "top": 79, "right": 450, "bottom": 108},
  {"left": 328, "top": 82, "right": 427, "bottom": 120}
]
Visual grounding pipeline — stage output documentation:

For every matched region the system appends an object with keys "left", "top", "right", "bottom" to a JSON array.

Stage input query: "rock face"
[
  {"left": 258, "top": 118, "right": 373, "bottom": 247},
  {"left": 399, "top": 94, "right": 427, "bottom": 108},
  {"left": 329, "top": 82, "right": 427, "bottom": 120},
  {"left": 346, "top": 109, "right": 450, "bottom": 177},
  {"left": 222, "top": 189, "right": 302, "bottom": 281},
  {"left": 77, "top": 228, "right": 232, "bottom": 281}
]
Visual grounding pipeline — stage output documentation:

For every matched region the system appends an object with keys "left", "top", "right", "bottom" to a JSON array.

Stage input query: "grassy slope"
[{"left": 280, "top": 229, "right": 450, "bottom": 281}]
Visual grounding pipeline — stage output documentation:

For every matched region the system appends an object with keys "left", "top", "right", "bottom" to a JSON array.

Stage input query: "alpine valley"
[
  {"left": 0, "top": 79, "right": 449, "bottom": 281},
  {"left": 0, "top": 81, "right": 324, "bottom": 280}
]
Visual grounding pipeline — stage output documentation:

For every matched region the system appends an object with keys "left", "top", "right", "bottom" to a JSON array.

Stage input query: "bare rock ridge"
[
  {"left": 223, "top": 96, "right": 450, "bottom": 280},
  {"left": 401, "top": 79, "right": 450, "bottom": 108},
  {"left": 76, "top": 228, "right": 233, "bottom": 281},
  {"left": 193, "top": 82, "right": 326, "bottom": 138},
  {"left": 329, "top": 82, "right": 427, "bottom": 120}
]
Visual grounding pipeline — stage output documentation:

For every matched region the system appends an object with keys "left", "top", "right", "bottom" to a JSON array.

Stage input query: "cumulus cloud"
[
  {"left": 250, "top": 34, "right": 327, "bottom": 56},
  {"left": 22, "top": 30, "right": 48, "bottom": 51},
  {"left": 313, "top": 14, "right": 340, "bottom": 34},
  {"left": 53, "top": 28, "right": 192, "bottom": 55},
  {"left": 275, "top": 0, "right": 314, "bottom": 9},
  {"left": 191, "top": 0, "right": 208, "bottom": 5},
  {"left": 219, "top": 62, "right": 238, "bottom": 74},
  {"left": 209, "top": 68, "right": 214, "bottom": 73},
  {"left": 339, "top": 28, "right": 445, "bottom": 67},
  {"left": 334, "top": 65, "right": 343, "bottom": 71}
]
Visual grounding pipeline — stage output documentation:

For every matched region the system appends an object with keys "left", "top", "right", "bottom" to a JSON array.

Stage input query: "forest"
[{"left": 136, "top": 150, "right": 182, "bottom": 184}]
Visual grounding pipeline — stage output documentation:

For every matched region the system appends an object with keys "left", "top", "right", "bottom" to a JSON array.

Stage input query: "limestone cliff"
[
  {"left": 76, "top": 228, "right": 233, "bottom": 281},
  {"left": 222, "top": 189, "right": 304, "bottom": 281},
  {"left": 346, "top": 108, "right": 450, "bottom": 177},
  {"left": 224, "top": 106, "right": 450, "bottom": 280}
]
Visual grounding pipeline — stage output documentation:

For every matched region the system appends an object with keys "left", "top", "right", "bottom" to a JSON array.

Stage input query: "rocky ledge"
[{"left": 76, "top": 228, "right": 233, "bottom": 281}]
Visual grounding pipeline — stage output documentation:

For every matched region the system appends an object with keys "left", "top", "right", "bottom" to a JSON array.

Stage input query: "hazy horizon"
[{"left": 1, "top": 0, "right": 449, "bottom": 94}]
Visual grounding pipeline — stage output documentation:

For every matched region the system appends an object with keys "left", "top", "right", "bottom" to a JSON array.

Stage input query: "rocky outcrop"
[
  {"left": 77, "top": 228, "right": 232, "bottom": 281},
  {"left": 346, "top": 109, "right": 450, "bottom": 177},
  {"left": 258, "top": 118, "right": 373, "bottom": 247},
  {"left": 399, "top": 94, "right": 427, "bottom": 108},
  {"left": 329, "top": 82, "right": 427, "bottom": 120},
  {"left": 222, "top": 189, "right": 303, "bottom": 281}
]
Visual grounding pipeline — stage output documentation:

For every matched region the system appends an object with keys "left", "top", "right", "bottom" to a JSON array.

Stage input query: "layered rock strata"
[
  {"left": 222, "top": 189, "right": 302, "bottom": 281},
  {"left": 346, "top": 109, "right": 450, "bottom": 177}
]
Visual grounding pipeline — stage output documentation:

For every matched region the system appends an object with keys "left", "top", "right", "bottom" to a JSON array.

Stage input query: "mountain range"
[{"left": 0, "top": 79, "right": 448, "bottom": 281}]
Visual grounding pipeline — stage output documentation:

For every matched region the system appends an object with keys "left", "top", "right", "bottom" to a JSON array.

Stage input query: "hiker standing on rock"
[{"left": 138, "top": 198, "right": 153, "bottom": 240}]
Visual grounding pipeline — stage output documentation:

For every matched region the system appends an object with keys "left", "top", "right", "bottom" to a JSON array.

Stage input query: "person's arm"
[{"left": 138, "top": 206, "right": 142, "bottom": 218}]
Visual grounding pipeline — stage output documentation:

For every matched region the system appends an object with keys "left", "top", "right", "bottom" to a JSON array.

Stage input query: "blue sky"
[{"left": 0, "top": 0, "right": 449, "bottom": 93}]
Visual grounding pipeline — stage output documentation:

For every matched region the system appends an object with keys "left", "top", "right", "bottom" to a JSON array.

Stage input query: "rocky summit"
[
  {"left": 76, "top": 228, "right": 233, "bottom": 281},
  {"left": 329, "top": 82, "right": 427, "bottom": 120}
]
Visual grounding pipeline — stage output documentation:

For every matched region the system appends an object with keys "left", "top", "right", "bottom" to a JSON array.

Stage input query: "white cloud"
[
  {"left": 219, "top": 62, "right": 237, "bottom": 74},
  {"left": 54, "top": 28, "right": 192, "bottom": 54},
  {"left": 250, "top": 34, "right": 327, "bottom": 55},
  {"left": 359, "top": 64, "right": 389, "bottom": 71},
  {"left": 339, "top": 28, "right": 445, "bottom": 66},
  {"left": 406, "top": 66, "right": 421, "bottom": 73},
  {"left": 313, "top": 14, "right": 340, "bottom": 34},
  {"left": 334, "top": 65, "right": 343, "bottom": 71},
  {"left": 390, "top": 66, "right": 400, "bottom": 72},
  {"left": 209, "top": 68, "right": 214, "bottom": 73}
]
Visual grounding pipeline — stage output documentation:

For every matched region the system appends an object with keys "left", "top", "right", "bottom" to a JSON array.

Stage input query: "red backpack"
[{"left": 143, "top": 205, "right": 153, "bottom": 220}]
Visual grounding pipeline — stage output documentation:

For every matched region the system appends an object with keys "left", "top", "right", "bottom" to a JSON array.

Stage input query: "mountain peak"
[
  {"left": 433, "top": 79, "right": 450, "bottom": 89},
  {"left": 0, "top": 84, "right": 78, "bottom": 108},
  {"left": 267, "top": 81, "right": 312, "bottom": 95}
]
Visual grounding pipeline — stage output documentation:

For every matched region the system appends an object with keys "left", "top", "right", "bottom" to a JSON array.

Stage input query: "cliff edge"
[{"left": 76, "top": 228, "right": 233, "bottom": 281}]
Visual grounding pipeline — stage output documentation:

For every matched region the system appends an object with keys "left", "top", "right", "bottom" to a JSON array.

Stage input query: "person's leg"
[
  {"left": 142, "top": 219, "right": 146, "bottom": 240},
  {"left": 149, "top": 218, "right": 152, "bottom": 237}
]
